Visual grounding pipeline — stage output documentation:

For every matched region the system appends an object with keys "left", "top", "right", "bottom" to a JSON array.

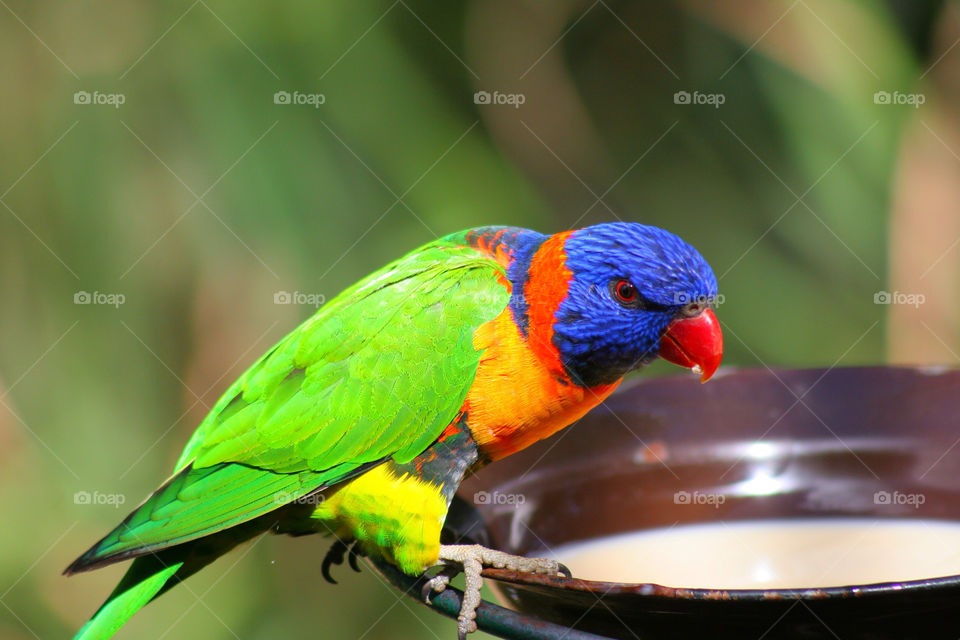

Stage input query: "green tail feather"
[
  {"left": 73, "top": 556, "right": 182, "bottom": 640},
  {"left": 72, "top": 518, "right": 273, "bottom": 639}
]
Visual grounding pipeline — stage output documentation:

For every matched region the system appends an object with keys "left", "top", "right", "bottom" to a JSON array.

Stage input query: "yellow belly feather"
[{"left": 310, "top": 464, "right": 448, "bottom": 575}]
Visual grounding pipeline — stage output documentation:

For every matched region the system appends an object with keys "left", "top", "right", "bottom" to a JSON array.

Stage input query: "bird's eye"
[
  {"left": 615, "top": 280, "right": 636, "bottom": 302},
  {"left": 611, "top": 279, "right": 639, "bottom": 306},
  {"left": 608, "top": 279, "right": 668, "bottom": 311}
]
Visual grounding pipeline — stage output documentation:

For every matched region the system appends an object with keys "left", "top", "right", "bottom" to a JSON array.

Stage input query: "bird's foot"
[
  {"left": 321, "top": 539, "right": 364, "bottom": 584},
  {"left": 427, "top": 544, "right": 571, "bottom": 639}
]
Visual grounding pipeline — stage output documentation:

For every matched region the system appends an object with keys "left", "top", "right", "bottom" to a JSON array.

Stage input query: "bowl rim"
[{"left": 481, "top": 568, "right": 960, "bottom": 600}]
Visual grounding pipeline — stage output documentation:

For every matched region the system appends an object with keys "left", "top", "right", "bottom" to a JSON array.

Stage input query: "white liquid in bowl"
[{"left": 539, "top": 518, "right": 960, "bottom": 589}]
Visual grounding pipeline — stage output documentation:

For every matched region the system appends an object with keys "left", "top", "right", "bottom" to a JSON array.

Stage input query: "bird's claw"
[
  {"left": 347, "top": 544, "right": 362, "bottom": 573},
  {"left": 421, "top": 565, "right": 458, "bottom": 603},
  {"left": 321, "top": 539, "right": 364, "bottom": 584},
  {"left": 428, "top": 544, "right": 569, "bottom": 639}
]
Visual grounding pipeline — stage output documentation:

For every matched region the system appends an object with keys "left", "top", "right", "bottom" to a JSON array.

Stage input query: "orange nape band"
[{"left": 521, "top": 230, "right": 574, "bottom": 378}]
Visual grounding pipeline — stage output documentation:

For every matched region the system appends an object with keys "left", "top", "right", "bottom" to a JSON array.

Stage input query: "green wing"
[{"left": 69, "top": 234, "right": 510, "bottom": 571}]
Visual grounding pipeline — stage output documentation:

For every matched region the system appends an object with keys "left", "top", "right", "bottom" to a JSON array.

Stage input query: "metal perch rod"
[{"left": 369, "top": 557, "right": 610, "bottom": 640}]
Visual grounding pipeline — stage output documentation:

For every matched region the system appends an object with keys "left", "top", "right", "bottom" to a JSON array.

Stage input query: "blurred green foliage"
[{"left": 0, "top": 0, "right": 949, "bottom": 638}]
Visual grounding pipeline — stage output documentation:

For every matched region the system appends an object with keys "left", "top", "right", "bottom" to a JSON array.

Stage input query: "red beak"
[{"left": 658, "top": 308, "right": 723, "bottom": 382}]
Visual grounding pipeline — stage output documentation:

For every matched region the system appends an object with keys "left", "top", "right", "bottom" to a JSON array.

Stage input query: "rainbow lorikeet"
[{"left": 66, "top": 223, "right": 722, "bottom": 639}]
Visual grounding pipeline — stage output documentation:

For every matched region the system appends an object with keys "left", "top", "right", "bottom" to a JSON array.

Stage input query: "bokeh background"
[{"left": 2, "top": 0, "right": 959, "bottom": 638}]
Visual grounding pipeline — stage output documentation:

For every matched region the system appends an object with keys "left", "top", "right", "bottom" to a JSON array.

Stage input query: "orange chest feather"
[{"left": 463, "top": 309, "right": 620, "bottom": 461}]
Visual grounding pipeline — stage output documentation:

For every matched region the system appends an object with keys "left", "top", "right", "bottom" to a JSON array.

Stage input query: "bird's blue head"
[{"left": 518, "top": 222, "right": 723, "bottom": 388}]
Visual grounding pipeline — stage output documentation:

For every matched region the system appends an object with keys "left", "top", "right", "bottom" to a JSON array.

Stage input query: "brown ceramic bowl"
[{"left": 453, "top": 367, "right": 960, "bottom": 640}]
